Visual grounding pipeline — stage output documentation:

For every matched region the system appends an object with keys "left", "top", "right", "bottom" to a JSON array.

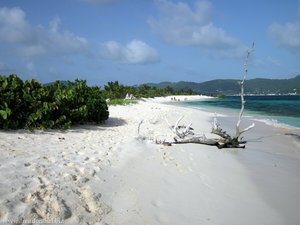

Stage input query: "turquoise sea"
[{"left": 181, "top": 95, "right": 300, "bottom": 129}]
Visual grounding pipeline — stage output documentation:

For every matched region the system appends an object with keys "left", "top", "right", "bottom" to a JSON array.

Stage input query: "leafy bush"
[{"left": 0, "top": 75, "right": 109, "bottom": 129}]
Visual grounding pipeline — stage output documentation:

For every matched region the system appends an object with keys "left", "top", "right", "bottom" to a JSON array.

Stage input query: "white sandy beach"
[{"left": 0, "top": 95, "right": 300, "bottom": 225}]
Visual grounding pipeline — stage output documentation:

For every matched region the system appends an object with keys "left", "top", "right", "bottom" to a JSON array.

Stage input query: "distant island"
[{"left": 145, "top": 75, "right": 300, "bottom": 96}]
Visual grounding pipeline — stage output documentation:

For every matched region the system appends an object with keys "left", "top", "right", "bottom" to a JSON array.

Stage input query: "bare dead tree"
[
  {"left": 157, "top": 43, "right": 255, "bottom": 149},
  {"left": 234, "top": 42, "right": 255, "bottom": 142},
  {"left": 209, "top": 42, "right": 255, "bottom": 148}
]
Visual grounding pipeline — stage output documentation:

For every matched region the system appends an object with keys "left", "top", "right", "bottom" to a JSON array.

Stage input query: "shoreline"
[
  {"left": 156, "top": 96, "right": 300, "bottom": 155},
  {"left": 0, "top": 96, "right": 299, "bottom": 225},
  {"left": 172, "top": 96, "right": 300, "bottom": 131}
]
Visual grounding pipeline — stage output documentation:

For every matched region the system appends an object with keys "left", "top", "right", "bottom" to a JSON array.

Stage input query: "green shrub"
[
  {"left": 0, "top": 74, "right": 25, "bottom": 129},
  {"left": 0, "top": 75, "right": 109, "bottom": 129}
]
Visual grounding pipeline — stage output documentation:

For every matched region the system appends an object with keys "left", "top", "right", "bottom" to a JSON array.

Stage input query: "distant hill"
[{"left": 146, "top": 75, "right": 300, "bottom": 95}]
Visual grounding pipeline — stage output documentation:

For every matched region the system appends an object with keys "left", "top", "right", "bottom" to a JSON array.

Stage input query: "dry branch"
[
  {"left": 234, "top": 42, "right": 255, "bottom": 140},
  {"left": 171, "top": 116, "right": 194, "bottom": 139}
]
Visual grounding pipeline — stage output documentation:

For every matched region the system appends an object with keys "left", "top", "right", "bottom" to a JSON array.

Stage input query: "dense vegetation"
[
  {"left": 0, "top": 74, "right": 109, "bottom": 129},
  {"left": 146, "top": 75, "right": 300, "bottom": 95},
  {"left": 102, "top": 81, "right": 196, "bottom": 100},
  {"left": 1, "top": 75, "right": 196, "bottom": 129}
]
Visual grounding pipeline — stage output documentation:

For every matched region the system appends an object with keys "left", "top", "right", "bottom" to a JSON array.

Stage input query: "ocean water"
[{"left": 182, "top": 95, "right": 300, "bottom": 129}]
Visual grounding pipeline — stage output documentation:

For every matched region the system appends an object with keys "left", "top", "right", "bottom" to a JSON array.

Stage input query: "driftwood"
[
  {"left": 172, "top": 116, "right": 194, "bottom": 139},
  {"left": 157, "top": 116, "right": 247, "bottom": 149},
  {"left": 157, "top": 43, "right": 255, "bottom": 149}
]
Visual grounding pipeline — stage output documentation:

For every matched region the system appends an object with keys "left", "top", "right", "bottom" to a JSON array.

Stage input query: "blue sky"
[{"left": 0, "top": 0, "right": 300, "bottom": 85}]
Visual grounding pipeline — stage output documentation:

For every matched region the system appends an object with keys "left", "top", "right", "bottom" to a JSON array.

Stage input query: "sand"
[{"left": 0, "top": 95, "right": 299, "bottom": 225}]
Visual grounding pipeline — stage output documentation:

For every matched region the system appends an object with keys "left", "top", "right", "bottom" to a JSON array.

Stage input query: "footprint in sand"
[
  {"left": 63, "top": 165, "right": 96, "bottom": 184},
  {"left": 24, "top": 162, "right": 31, "bottom": 167},
  {"left": 75, "top": 188, "right": 96, "bottom": 213},
  {"left": 76, "top": 167, "right": 97, "bottom": 178},
  {"left": 23, "top": 176, "right": 72, "bottom": 220},
  {"left": 74, "top": 187, "right": 111, "bottom": 216}
]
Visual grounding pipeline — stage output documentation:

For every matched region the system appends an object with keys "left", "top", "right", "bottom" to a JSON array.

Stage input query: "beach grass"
[{"left": 107, "top": 99, "right": 139, "bottom": 106}]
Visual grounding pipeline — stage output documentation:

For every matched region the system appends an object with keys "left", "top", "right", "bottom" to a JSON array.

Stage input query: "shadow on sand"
[
  {"left": 0, "top": 117, "right": 128, "bottom": 134},
  {"left": 67, "top": 117, "right": 127, "bottom": 132},
  {"left": 103, "top": 117, "right": 127, "bottom": 127}
]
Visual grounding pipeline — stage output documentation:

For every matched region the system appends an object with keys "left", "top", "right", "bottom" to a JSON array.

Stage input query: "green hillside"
[{"left": 146, "top": 75, "right": 300, "bottom": 95}]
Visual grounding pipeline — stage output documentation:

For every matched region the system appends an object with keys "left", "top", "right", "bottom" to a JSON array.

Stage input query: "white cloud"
[
  {"left": 149, "top": 0, "right": 240, "bottom": 50},
  {"left": 268, "top": 21, "right": 300, "bottom": 52},
  {"left": 0, "top": 7, "right": 89, "bottom": 57},
  {"left": 0, "top": 7, "right": 33, "bottom": 43},
  {"left": 268, "top": 5, "right": 300, "bottom": 53},
  {"left": 49, "top": 16, "right": 61, "bottom": 33},
  {"left": 18, "top": 45, "right": 46, "bottom": 56},
  {"left": 100, "top": 40, "right": 160, "bottom": 64}
]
